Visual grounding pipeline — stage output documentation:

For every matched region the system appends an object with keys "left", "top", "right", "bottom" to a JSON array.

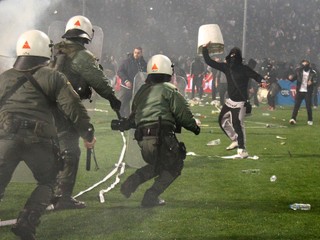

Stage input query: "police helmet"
[
  {"left": 13, "top": 30, "right": 52, "bottom": 71},
  {"left": 62, "top": 15, "right": 94, "bottom": 41},
  {"left": 147, "top": 54, "right": 174, "bottom": 76}
]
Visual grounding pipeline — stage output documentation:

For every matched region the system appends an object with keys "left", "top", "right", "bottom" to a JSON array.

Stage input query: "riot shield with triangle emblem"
[{"left": 124, "top": 71, "right": 147, "bottom": 168}]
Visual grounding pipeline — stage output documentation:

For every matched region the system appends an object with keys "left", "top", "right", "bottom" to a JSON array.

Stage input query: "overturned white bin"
[{"left": 197, "top": 24, "right": 224, "bottom": 55}]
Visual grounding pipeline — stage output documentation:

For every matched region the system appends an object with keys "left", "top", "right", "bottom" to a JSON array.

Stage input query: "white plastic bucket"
[{"left": 197, "top": 24, "right": 224, "bottom": 55}]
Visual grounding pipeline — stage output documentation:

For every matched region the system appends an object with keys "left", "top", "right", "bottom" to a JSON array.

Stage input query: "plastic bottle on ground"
[
  {"left": 241, "top": 169, "right": 260, "bottom": 174},
  {"left": 289, "top": 203, "right": 311, "bottom": 211},
  {"left": 206, "top": 139, "right": 221, "bottom": 146}
]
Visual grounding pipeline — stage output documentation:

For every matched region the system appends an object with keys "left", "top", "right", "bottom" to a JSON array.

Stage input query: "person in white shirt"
[{"left": 288, "top": 60, "right": 317, "bottom": 125}]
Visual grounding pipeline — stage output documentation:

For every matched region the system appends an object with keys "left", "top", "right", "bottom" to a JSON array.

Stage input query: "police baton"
[
  {"left": 86, "top": 148, "right": 92, "bottom": 171},
  {"left": 86, "top": 127, "right": 94, "bottom": 171}
]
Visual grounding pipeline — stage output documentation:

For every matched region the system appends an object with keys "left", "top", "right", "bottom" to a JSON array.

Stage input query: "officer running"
[
  {"left": 0, "top": 30, "right": 96, "bottom": 240},
  {"left": 120, "top": 54, "right": 200, "bottom": 207},
  {"left": 50, "top": 15, "right": 121, "bottom": 210}
]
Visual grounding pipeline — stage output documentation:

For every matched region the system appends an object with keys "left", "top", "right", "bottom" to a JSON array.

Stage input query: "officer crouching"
[{"left": 116, "top": 54, "right": 200, "bottom": 207}]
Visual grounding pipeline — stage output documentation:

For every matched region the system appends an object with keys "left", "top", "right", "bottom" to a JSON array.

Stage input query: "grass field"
[{"left": 1, "top": 95, "right": 320, "bottom": 240}]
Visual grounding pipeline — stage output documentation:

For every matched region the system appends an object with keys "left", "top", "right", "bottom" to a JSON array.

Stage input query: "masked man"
[
  {"left": 288, "top": 60, "right": 317, "bottom": 125},
  {"left": 202, "top": 43, "right": 264, "bottom": 158}
]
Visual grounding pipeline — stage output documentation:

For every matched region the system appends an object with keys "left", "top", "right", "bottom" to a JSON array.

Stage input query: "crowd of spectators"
[{"left": 49, "top": 0, "right": 319, "bottom": 77}]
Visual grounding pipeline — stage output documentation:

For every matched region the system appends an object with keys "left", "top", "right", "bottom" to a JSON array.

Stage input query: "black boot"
[
  {"left": 54, "top": 196, "right": 86, "bottom": 210},
  {"left": 120, "top": 173, "right": 142, "bottom": 198},
  {"left": 11, "top": 209, "right": 40, "bottom": 240},
  {"left": 141, "top": 170, "right": 177, "bottom": 208},
  {"left": 141, "top": 189, "right": 166, "bottom": 208}
]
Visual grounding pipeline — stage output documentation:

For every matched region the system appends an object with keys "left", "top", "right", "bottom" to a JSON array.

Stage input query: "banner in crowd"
[
  {"left": 115, "top": 73, "right": 215, "bottom": 93},
  {"left": 276, "top": 79, "right": 296, "bottom": 105},
  {"left": 276, "top": 79, "right": 320, "bottom": 105}
]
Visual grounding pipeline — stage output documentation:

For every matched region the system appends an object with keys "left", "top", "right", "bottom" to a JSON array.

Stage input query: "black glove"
[
  {"left": 193, "top": 126, "right": 201, "bottom": 135},
  {"left": 111, "top": 118, "right": 131, "bottom": 132},
  {"left": 108, "top": 94, "right": 121, "bottom": 112},
  {"left": 83, "top": 124, "right": 95, "bottom": 141}
]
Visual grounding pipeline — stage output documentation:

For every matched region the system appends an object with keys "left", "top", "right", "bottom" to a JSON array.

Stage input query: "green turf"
[{"left": 1, "top": 96, "right": 320, "bottom": 240}]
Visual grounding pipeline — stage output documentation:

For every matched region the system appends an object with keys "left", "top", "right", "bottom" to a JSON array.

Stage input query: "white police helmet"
[
  {"left": 147, "top": 54, "right": 174, "bottom": 76},
  {"left": 13, "top": 30, "right": 52, "bottom": 71},
  {"left": 62, "top": 15, "right": 94, "bottom": 41}
]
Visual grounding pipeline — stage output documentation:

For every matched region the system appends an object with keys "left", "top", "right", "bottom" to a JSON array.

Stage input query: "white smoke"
[{"left": 0, "top": 0, "right": 51, "bottom": 56}]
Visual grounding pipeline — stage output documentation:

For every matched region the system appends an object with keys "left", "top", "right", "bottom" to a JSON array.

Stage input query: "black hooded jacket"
[{"left": 202, "top": 47, "right": 264, "bottom": 102}]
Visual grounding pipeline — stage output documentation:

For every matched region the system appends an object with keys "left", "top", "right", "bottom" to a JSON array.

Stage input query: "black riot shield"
[{"left": 125, "top": 72, "right": 147, "bottom": 168}]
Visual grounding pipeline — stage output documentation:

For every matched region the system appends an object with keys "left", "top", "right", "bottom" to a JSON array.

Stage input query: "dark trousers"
[
  {"left": 219, "top": 104, "right": 246, "bottom": 149},
  {"left": 291, "top": 91, "right": 313, "bottom": 121},
  {"left": 53, "top": 112, "right": 81, "bottom": 198},
  {"left": 211, "top": 78, "right": 217, "bottom": 100},
  {"left": 0, "top": 130, "right": 58, "bottom": 212},
  {"left": 267, "top": 83, "right": 281, "bottom": 108},
  {"left": 192, "top": 76, "right": 203, "bottom": 99},
  {"left": 312, "top": 84, "right": 319, "bottom": 107}
]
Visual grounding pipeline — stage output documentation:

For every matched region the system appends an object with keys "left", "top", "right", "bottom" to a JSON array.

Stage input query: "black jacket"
[
  {"left": 202, "top": 47, "right": 263, "bottom": 102},
  {"left": 117, "top": 54, "right": 147, "bottom": 86},
  {"left": 290, "top": 67, "right": 317, "bottom": 92}
]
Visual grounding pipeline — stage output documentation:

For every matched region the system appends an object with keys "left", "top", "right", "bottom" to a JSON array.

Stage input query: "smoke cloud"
[{"left": 0, "top": 0, "right": 51, "bottom": 56}]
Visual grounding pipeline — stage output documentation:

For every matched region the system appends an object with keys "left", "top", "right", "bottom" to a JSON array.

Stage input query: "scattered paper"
[
  {"left": 276, "top": 135, "right": 287, "bottom": 140},
  {"left": 186, "top": 152, "right": 197, "bottom": 156},
  {"left": 220, "top": 155, "right": 259, "bottom": 160}
]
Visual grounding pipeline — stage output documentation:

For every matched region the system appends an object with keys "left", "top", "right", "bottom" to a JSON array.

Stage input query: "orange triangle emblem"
[
  {"left": 151, "top": 64, "right": 158, "bottom": 71},
  {"left": 22, "top": 41, "right": 31, "bottom": 49},
  {"left": 74, "top": 20, "right": 81, "bottom": 27}
]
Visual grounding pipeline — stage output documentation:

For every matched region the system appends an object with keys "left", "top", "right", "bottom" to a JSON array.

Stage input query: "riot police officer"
[
  {"left": 0, "top": 30, "right": 96, "bottom": 240},
  {"left": 50, "top": 15, "right": 121, "bottom": 210},
  {"left": 120, "top": 54, "right": 200, "bottom": 207}
]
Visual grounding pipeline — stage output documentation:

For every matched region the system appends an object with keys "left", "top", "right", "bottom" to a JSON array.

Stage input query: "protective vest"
[
  {"left": 50, "top": 41, "right": 92, "bottom": 100},
  {"left": 0, "top": 67, "right": 92, "bottom": 138},
  {"left": 131, "top": 82, "right": 197, "bottom": 132}
]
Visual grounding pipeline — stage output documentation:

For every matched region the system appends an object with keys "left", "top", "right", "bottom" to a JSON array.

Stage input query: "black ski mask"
[
  {"left": 226, "top": 47, "right": 243, "bottom": 67},
  {"left": 302, "top": 62, "right": 310, "bottom": 71}
]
